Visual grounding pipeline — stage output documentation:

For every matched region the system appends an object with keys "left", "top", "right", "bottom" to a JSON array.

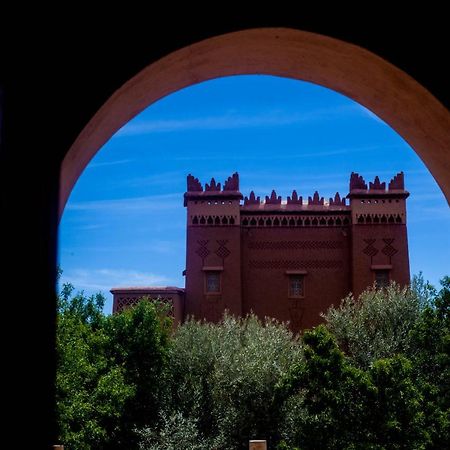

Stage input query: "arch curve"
[{"left": 60, "top": 28, "right": 450, "bottom": 216}]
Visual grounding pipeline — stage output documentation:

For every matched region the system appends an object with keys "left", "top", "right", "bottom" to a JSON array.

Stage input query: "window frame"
[
  {"left": 374, "top": 269, "right": 390, "bottom": 289},
  {"left": 287, "top": 272, "right": 306, "bottom": 299},
  {"left": 203, "top": 267, "right": 223, "bottom": 295}
]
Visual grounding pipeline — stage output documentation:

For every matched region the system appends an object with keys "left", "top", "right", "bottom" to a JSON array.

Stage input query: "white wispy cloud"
[
  {"left": 61, "top": 268, "right": 172, "bottom": 292},
  {"left": 66, "top": 193, "right": 182, "bottom": 212},
  {"left": 124, "top": 171, "right": 186, "bottom": 188},
  {"left": 88, "top": 159, "right": 134, "bottom": 168},
  {"left": 62, "top": 240, "right": 184, "bottom": 255},
  {"left": 115, "top": 104, "right": 359, "bottom": 137},
  {"left": 172, "top": 143, "right": 405, "bottom": 161}
]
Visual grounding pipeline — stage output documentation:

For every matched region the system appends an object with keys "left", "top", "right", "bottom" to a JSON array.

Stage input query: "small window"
[
  {"left": 375, "top": 270, "right": 390, "bottom": 289},
  {"left": 289, "top": 275, "right": 305, "bottom": 298},
  {"left": 205, "top": 271, "right": 221, "bottom": 293}
]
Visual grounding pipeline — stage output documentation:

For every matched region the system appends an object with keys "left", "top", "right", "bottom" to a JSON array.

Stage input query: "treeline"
[{"left": 56, "top": 275, "right": 449, "bottom": 449}]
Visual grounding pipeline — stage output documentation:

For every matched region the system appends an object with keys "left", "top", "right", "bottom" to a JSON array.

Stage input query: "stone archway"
[{"left": 59, "top": 27, "right": 450, "bottom": 214}]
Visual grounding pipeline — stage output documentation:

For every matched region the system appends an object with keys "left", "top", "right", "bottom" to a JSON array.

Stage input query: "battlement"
[
  {"left": 184, "top": 172, "right": 243, "bottom": 206},
  {"left": 186, "top": 172, "right": 240, "bottom": 192},
  {"left": 348, "top": 172, "right": 408, "bottom": 198},
  {"left": 185, "top": 172, "right": 408, "bottom": 215},
  {"left": 243, "top": 188, "right": 347, "bottom": 210}
]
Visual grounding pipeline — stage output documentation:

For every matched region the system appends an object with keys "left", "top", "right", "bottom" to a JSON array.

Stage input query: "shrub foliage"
[{"left": 56, "top": 275, "right": 449, "bottom": 449}]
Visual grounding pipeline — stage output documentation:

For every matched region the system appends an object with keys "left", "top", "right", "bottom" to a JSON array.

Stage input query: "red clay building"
[{"left": 112, "top": 171, "right": 410, "bottom": 332}]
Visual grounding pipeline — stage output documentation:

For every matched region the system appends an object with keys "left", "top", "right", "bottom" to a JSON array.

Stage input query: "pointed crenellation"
[
  {"left": 388, "top": 172, "right": 405, "bottom": 190},
  {"left": 265, "top": 190, "right": 282, "bottom": 204},
  {"left": 308, "top": 191, "right": 324, "bottom": 205},
  {"left": 369, "top": 176, "right": 386, "bottom": 191},
  {"left": 187, "top": 174, "right": 203, "bottom": 192},
  {"left": 244, "top": 191, "right": 261, "bottom": 205},
  {"left": 287, "top": 190, "right": 303, "bottom": 205},
  {"left": 223, "top": 172, "right": 239, "bottom": 191},
  {"left": 329, "top": 192, "right": 346, "bottom": 206},
  {"left": 349, "top": 172, "right": 367, "bottom": 191},
  {"left": 205, "top": 177, "right": 221, "bottom": 191}
]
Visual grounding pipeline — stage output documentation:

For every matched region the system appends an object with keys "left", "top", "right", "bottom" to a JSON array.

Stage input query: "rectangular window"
[
  {"left": 375, "top": 269, "right": 390, "bottom": 289},
  {"left": 289, "top": 274, "right": 305, "bottom": 298},
  {"left": 205, "top": 271, "right": 221, "bottom": 293}
]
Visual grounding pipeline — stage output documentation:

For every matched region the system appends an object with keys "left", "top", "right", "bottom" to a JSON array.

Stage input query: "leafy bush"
[
  {"left": 138, "top": 411, "right": 208, "bottom": 450},
  {"left": 58, "top": 275, "right": 449, "bottom": 449},
  {"left": 277, "top": 326, "right": 430, "bottom": 449},
  {"left": 322, "top": 276, "right": 432, "bottom": 369},
  {"left": 141, "top": 313, "right": 303, "bottom": 450}
]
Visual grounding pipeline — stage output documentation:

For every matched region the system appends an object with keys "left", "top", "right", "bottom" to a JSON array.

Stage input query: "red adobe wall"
[
  {"left": 111, "top": 287, "right": 185, "bottom": 326},
  {"left": 241, "top": 225, "right": 351, "bottom": 332},
  {"left": 348, "top": 172, "right": 410, "bottom": 297},
  {"left": 184, "top": 174, "right": 243, "bottom": 321}
]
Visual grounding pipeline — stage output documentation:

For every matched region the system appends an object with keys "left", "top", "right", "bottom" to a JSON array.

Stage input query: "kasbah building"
[{"left": 112, "top": 171, "right": 410, "bottom": 333}]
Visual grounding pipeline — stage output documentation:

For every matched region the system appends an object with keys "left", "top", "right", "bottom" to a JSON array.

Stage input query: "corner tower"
[
  {"left": 184, "top": 173, "right": 243, "bottom": 321},
  {"left": 348, "top": 172, "right": 410, "bottom": 296}
]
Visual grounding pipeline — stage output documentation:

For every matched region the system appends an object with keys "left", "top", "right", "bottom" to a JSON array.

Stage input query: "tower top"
[
  {"left": 184, "top": 172, "right": 243, "bottom": 206},
  {"left": 348, "top": 172, "right": 409, "bottom": 199}
]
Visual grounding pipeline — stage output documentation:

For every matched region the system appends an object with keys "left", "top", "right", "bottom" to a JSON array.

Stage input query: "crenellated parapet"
[
  {"left": 244, "top": 191, "right": 261, "bottom": 205},
  {"left": 184, "top": 173, "right": 243, "bottom": 206},
  {"left": 265, "top": 190, "right": 282, "bottom": 204},
  {"left": 329, "top": 192, "right": 346, "bottom": 206},
  {"left": 186, "top": 173, "right": 240, "bottom": 193},
  {"left": 242, "top": 188, "right": 346, "bottom": 208},
  {"left": 388, "top": 172, "right": 405, "bottom": 190},
  {"left": 287, "top": 190, "right": 303, "bottom": 205},
  {"left": 187, "top": 174, "right": 203, "bottom": 192},
  {"left": 349, "top": 172, "right": 408, "bottom": 196},
  {"left": 224, "top": 172, "right": 239, "bottom": 191},
  {"left": 308, "top": 191, "right": 324, "bottom": 205},
  {"left": 205, "top": 178, "right": 221, "bottom": 191},
  {"left": 369, "top": 176, "right": 386, "bottom": 191},
  {"left": 350, "top": 172, "right": 368, "bottom": 191},
  {"left": 347, "top": 172, "right": 409, "bottom": 225}
]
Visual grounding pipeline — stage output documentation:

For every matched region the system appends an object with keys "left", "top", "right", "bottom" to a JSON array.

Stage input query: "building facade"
[{"left": 112, "top": 171, "right": 410, "bottom": 332}]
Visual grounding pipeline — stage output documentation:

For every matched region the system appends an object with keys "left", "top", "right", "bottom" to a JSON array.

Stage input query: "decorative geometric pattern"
[
  {"left": 116, "top": 296, "right": 174, "bottom": 315},
  {"left": 196, "top": 240, "right": 210, "bottom": 261},
  {"left": 355, "top": 214, "right": 403, "bottom": 225},
  {"left": 240, "top": 215, "right": 350, "bottom": 227},
  {"left": 382, "top": 238, "right": 398, "bottom": 260},
  {"left": 248, "top": 260, "right": 343, "bottom": 269},
  {"left": 248, "top": 240, "right": 344, "bottom": 250},
  {"left": 215, "top": 240, "right": 231, "bottom": 260},
  {"left": 191, "top": 215, "right": 236, "bottom": 226},
  {"left": 362, "top": 239, "right": 378, "bottom": 258}
]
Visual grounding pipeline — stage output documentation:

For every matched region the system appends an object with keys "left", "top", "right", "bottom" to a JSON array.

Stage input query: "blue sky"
[{"left": 58, "top": 75, "right": 449, "bottom": 313}]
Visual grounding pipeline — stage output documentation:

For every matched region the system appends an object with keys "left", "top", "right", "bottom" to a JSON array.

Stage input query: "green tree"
[
  {"left": 277, "top": 326, "right": 431, "bottom": 449},
  {"left": 369, "top": 356, "right": 428, "bottom": 448},
  {"left": 323, "top": 279, "right": 429, "bottom": 369},
  {"left": 277, "top": 325, "right": 375, "bottom": 449},
  {"left": 409, "top": 277, "right": 450, "bottom": 448},
  {"left": 103, "top": 299, "right": 173, "bottom": 449},
  {"left": 56, "top": 283, "right": 134, "bottom": 449},
  {"left": 140, "top": 313, "right": 303, "bottom": 450},
  {"left": 57, "top": 284, "right": 172, "bottom": 449}
]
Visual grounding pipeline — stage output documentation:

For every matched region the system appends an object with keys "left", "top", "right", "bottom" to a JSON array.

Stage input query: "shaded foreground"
[{"left": 56, "top": 275, "right": 449, "bottom": 449}]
